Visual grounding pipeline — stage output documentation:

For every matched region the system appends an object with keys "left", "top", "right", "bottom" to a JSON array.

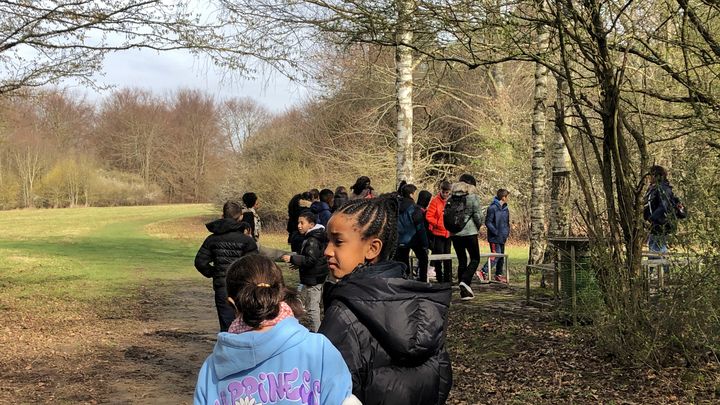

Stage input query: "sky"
[{"left": 69, "top": 47, "right": 308, "bottom": 113}]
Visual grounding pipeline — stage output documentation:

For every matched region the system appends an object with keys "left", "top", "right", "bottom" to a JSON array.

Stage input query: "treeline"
[{"left": 0, "top": 90, "right": 270, "bottom": 209}]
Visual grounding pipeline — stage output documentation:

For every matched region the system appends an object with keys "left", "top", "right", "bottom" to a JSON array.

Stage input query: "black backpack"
[{"left": 443, "top": 194, "right": 470, "bottom": 234}]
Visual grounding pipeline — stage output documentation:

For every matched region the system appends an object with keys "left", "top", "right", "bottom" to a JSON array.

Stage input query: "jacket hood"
[
  {"left": 205, "top": 218, "right": 243, "bottom": 235},
  {"left": 451, "top": 181, "right": 477, "bottom": 196},
  {"left": 329, "top": 261, "right": 451, "bottom": 364},
  {"left": 311, "top": 200, "right": 331, "bottom": 211},
  {"left": 399, "top": 196, "right": 415, "bottom": 212},
  {"left": 492, "top": 196, "right": 507, "bottom": 209},
  {"left": 305, "top": 224, "right": 327, "bottom": 241},
  {"left": 211, "top": 317, "right": 308, "bottom": 379}
]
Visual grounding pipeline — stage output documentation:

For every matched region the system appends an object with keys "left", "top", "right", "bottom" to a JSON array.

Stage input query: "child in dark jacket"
[
  {"left": 241, "top": 192, "right": 261, "bottom": 241},
  {"left": 282, "top": 211, "right": 329, "bottom": 332},
  {"left": 481, "top": 188, "right": 510, "bottom": 283},
  {"left": 319, "top": 195, "right": 452, "bottom": 405},
  {"left": 394, "top": 183, "right": 430, "bottom": 281},
  {"left": 195, "top": 201, "right": 259, "bottom": 332},
  {"left": 310, "top": 188, "right": 334, "bottom": 226}
]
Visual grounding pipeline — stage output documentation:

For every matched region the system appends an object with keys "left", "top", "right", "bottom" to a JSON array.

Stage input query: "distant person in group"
[
  {"left": 644, "top": 165, "right": 684, "bottom": 255},
  {"left": 287, "top": 192, "right": 313, "bottom": 253},
  {"left": 194, "top": 254, "right": 360, "bottom": 405},
  {"left": 444, "top": 174, "right": 483, "bottom": 300},
  {"left": 281, "top": 211, "right": 329, "bottom": 332},
  {"left": 417, "top": 189, "right": 433, "bottom": 211},
  {"left": 426, "top": 181, "right": 453, "bottom": 283},
  {"left": 394, "top": 183, "right": 430, "bottom": 281},
  {"left": 194, "top": 201, "right": 259, "bottom": 332},
  {"left": 241, "top": 192, "right": 261, "bottom": 241},
  {"left": 349, "top": 176, "right": 374, "bottom": 200},
  {"left": 333, "top": 186, "right": 349, "bottom": 212},
  {"left": 480, "top": 189, "right": 510, "bottom": 283},
  {"left": 319, "top": 196, "right": 452, "bottom": 405},
  {"left": 309, "top": 188, "right": 320, "bottom": 203},
  {"left": 311, "top": 188, "right": 334, "bottom": 226}
]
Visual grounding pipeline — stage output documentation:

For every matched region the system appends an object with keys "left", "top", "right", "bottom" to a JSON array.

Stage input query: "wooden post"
[
  {"left": 526, "top": 265, "right": 531, "bottom": 304},
  {"left": 571, "top": 245, "right": 577, "bottom": 326}
]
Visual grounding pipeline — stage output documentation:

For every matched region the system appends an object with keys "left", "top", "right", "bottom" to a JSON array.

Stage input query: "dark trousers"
[
  {"left": 451, "top": 234, "right": 480, "bottom": 285},
  {"left": 430, "top": 235, "right": 452, "bottom": 283},
  {"left": 213, "top": 276, "right": 236, "bottom": 332},
  {"left": 481, "top": 242, "right": 505, "bottom": 276},
  {"left": 395, "top": 245, "right": 429, "bottom": 281}
]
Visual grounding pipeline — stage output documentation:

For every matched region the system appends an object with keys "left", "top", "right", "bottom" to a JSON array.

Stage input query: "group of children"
[{"left": 192, "top": 174, "right": 510, "bottom": 404}]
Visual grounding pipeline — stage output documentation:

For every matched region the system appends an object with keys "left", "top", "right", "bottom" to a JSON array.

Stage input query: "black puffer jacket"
[
  {"left": 194, "top": 218, "right": 259, "bottom": 278},
  {"left": 289, "top": 225, "right": 329, "bottom": 286},
  {"left": 319, "top": 261, "right": 452, "bottom": 405}
]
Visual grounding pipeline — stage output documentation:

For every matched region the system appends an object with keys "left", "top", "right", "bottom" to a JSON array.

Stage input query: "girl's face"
[{"left": 325, "top": 213, "right": 382, "bottom": 279}]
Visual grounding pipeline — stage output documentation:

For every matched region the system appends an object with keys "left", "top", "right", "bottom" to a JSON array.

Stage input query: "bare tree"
[{"left": 218, "top": 98, "right": 272, "bottom": 155}]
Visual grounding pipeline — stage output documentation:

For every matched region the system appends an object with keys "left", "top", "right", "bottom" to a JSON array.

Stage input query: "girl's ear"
[{"left": 364, "top": 238, "right": 383, "bottom": 262}]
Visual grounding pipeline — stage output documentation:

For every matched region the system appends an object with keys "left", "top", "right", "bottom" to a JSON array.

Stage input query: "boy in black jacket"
[
  {"left": 195, "top": 202, "right": 259, "bottom": 332},
  {"left": 282, "top": 211, "right": 328, "bottom": 332}
]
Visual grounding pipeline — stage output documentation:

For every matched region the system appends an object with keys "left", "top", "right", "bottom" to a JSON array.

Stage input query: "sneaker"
[
  {"left": 476, "top": 270, "right": 488, "bottom": 281},
  {"left": 459, "top": 282, "right": 475, "bottom": 300},
  {"left": 494, "top": 275, "right": 508, "bottom": 283}
]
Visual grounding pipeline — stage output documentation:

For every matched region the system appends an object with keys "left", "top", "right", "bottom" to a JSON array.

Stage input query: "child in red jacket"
[{"left": 425, "top": 181, "right": 453, "bottom": 283}]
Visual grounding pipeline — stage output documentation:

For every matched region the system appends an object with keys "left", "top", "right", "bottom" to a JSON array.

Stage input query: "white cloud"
[{"left": 65, "top": 47, "right": 307, "bottom": 113}]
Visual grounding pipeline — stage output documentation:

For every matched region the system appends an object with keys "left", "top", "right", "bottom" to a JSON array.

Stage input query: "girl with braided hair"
[
  {"left": 194, "top": 254, "right": 360, "bottom": 405},
  {"left": 319, "top": 195, "right": 453, "bottom": 405}
]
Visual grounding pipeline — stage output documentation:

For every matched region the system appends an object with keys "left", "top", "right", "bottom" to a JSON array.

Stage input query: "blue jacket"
[
  {"left": 485, "top": 197, "right": 510, "bottom": 244},
  {"left": 194, "top": 317, "right": 353, "bottom": 405},
  {"left": 310, "top": 201, "right": 332, "bottom": 227}
]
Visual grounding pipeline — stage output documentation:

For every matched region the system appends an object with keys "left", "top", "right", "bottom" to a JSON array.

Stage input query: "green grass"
[
  {"left": 0, "top": 204, "right": 530, "bottom": 308},
  {"left": 0, "top": 204, "right": 216, "bottom": 305}
]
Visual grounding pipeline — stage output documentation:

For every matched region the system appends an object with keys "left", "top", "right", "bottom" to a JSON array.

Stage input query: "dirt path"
[
  {"left": 0, "top": 276, "right": 217, "bottom": 404},
  {"left": 99, "top": 278, "right": 217, "bottom": 404}
]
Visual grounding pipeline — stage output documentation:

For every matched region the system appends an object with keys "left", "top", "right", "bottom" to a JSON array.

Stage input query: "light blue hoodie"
[{"left": 194, "top": 317, "right": 354, "bottom": 405}]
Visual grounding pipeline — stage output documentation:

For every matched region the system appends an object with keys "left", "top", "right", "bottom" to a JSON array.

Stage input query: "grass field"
[{"left": 0, "top": 204, "right": 218, "bottom": 306}]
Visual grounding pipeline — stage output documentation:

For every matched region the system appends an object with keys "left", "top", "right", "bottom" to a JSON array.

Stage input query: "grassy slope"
[{"left": 0, "top": 204, "right": 218, "bottom": 306}]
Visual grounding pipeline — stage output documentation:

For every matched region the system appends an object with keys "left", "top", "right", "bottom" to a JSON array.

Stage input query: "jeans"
[
  {"left": 451, "top": 234, "right": 480, "bottom": 285},
  {"left": 481, "top": 242, "right": 505, "bottom": 276},
  {"left": 301, "top": 284, "right": 323, "bottom": 332},
  {"left": 213, "top": 276, "right": 236, "bottom": 332},
  {"left": 648, "top": 234, "right": 669, "bottom": 273},
  {"left": 430, "top": 236, "right": 452, "bottom": 283},
  {"left": 648, "top": 234, "right": 668, "bottom": 254}
]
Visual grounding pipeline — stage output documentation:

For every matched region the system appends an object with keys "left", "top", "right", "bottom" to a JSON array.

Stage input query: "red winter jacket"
[{"left": 426, "top": 193, "right": 450, "bottom": 238}]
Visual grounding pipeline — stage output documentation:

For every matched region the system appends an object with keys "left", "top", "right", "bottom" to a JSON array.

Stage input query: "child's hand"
[{"left": 281, "top": 255, "right": 291, "bottom": 263}]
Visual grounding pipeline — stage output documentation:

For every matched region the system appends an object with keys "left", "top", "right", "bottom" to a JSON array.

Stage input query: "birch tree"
[{"left": 528, "top": 0, "right": 550, "bottom": 266}]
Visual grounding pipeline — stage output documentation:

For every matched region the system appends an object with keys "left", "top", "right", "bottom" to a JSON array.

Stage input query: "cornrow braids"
[{"left": 335, "top": 194, "right": 399, "bottom": 261}]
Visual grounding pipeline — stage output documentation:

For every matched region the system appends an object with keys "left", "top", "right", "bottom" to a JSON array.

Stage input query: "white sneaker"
[{"left": 459, "top": 282, "right": 475, "bottom": 300}]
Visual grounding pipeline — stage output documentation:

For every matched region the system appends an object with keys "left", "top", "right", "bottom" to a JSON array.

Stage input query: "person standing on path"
[
  {"left": 445, "top": 174, "right": 483, "bottom": 300},
  {"left": 281, "top": 211, "right": 329, "bottom": 332},
  {"left": 426, "top": 181, "right": 453, "bottom": 283},
  {"left": 194, "top": 201, "right": 259, "bottom": 332},
  {"left": 194, "top": 254, "right": 360, "bottom": 405},
  {"left": 481, "top": 189, "right": 510, "bottom": 283}
]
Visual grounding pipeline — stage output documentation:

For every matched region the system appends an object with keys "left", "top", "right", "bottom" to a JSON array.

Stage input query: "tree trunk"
[
  {"left": 528, "top": 1, "right": 550, "bottom": 265},
  {"left": 395, "top": 0, "right": 414, "bottom": 186},
  {"left": 549, "top": 76, "right": 572, "bottom": 239}
]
